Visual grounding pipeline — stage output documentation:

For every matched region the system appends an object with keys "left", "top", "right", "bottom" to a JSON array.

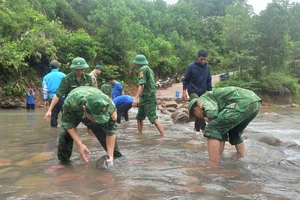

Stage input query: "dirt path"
[{"left": 156, "top": 75, "right": 220, "bottom": 98}]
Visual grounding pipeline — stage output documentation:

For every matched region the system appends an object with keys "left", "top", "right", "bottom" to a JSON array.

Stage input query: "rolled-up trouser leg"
[
  {"left": 57, "top": 127, "right": 74, "bottom": 164},
  {"left": 91, "top": 126, "right": 123, "bottom": 158}
]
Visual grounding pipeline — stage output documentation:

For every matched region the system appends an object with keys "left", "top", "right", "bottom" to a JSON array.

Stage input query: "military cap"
[
  {"left": 133, "top": 54, "right": 149, "bottom": 65},
  {"left": 70, "top": 57, "right": 89, "bottom": 69},
  {"left": 85, "top": 94, "right": 111, "bottom": 124},
  {"left": 50, "top": 60, "right": 60, "bottom": 68}
]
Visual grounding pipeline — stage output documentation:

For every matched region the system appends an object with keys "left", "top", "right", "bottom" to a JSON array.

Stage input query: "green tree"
[
  {"left": 255, "top": 1, "right": 292, "bottom": 73},
  {"left": 220, "top": 3, "right": 258, "bottom": 76}
]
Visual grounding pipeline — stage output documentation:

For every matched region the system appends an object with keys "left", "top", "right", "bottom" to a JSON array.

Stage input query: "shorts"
[
  {"left": 136, "top": 98, "right": 158, "bottom": 124},
  {"left": 204, "top": 101, "right": 261, "bottom": 145}
]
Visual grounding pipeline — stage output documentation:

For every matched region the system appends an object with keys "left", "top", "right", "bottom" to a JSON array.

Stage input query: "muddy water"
[{"left": 0, "top": 107, "right": 299, "bottom": 200}]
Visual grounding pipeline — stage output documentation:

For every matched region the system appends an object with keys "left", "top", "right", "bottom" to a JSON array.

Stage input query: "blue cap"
[{"left": 95, "top": 65, "right": 103, "bottom": 71}]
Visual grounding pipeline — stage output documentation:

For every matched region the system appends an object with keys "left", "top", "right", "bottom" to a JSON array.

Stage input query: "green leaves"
[{"left": 1, "top": 0, "right": 300, "bottom": 102}]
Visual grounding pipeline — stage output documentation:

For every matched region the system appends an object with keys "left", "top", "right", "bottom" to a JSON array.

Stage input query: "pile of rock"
[{"left": 157, "top": 97, "right": 193, "bottom": 124}]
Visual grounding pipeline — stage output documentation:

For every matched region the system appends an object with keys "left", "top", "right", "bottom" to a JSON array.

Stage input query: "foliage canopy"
[{"left": 1, "top": 0, "right": 300, "bottom": 102}]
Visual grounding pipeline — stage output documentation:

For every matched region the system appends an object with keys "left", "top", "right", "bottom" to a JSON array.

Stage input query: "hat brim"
[
  {"left": 70, "top": 64, "right": 89, "bottom": 69},
  {"left": 188, "top": 98, "right": 200, "bottom": 120},
  {"left": 91, "top": 112, "right": 110, "bottom": 124},
  {"left": 133, "top": 60, "right": 149, "bottom": 65}
]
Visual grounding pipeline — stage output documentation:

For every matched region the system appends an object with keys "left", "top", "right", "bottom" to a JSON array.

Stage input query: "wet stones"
[
  {"left": 243, "top": 132, "right": 282, "bottom": 146},
  {"left": 31, "top": 152, "right": 54, "bottom": 162},
  {"left": 157, "top": 99, "right": 192, "bottom": 124},
  {"left": 54, "top": 172, "right": 86, "bottom": 183},
  {"left": 0, "top": 159, "right": 13, "bottom": 167}
]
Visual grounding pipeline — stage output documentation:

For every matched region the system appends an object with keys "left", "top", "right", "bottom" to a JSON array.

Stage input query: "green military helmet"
[
  {"left": 50, "top": 60, "right": 60, "bottom": 68},
  {"left": 70, "top": 57, "right": 89, "bottom": 69},
  {"left": 133, "top": 54, "right": 149, "bottom": 65},
  {"left": 85, "top": 93, "right": 111, "bottom": 124}
]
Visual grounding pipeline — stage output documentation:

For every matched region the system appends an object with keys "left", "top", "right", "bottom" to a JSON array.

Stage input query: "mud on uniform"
[
  {"left": 195, "top": 87, "right": 261, "bottom": 145},
  {"left": 136, "top": 65, "right": 158, "bottom": 124},
  {"left": 57, "top": 86, "right": 122, "bottom": 164}
]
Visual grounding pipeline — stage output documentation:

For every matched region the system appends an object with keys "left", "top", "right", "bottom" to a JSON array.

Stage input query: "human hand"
[
  {"left": 79, "top": 143, "right": 91, "bottom": 162},
  {"left": 132, "top": 98, "right": 138, "bottom": 107},
  {"left": 182, "top": 92, "right": 187, "bottom": 101},
  {"left": 44, "top": 111, "right": 51, "bottom": 121},
  {"left": 102, "top": 156, "right": 114, "bottom": 169}
]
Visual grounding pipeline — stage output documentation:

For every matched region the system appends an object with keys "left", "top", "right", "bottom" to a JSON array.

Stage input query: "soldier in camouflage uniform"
[
  {"left": 44, "top": 57, "right": 93, "bottom": 122},
  {"left": 89, "top": 65, "right": 103, "bottom": 88},
  {"left": 101, "top": 80, "right": 112, "bottom": 97},
  {"left": 132, "top": 54, "right": 166, "bottom": 137},
  {"left": 57, "top": 86, "right": 122, "bottom": 168},
  {"left": 188, "top": 86, "right": 261, "bottom": 165}
]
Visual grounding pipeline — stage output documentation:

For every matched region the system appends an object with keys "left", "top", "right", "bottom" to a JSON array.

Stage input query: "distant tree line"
[{"left": 1, "top": 0, "right": 300, "bottom": 101}]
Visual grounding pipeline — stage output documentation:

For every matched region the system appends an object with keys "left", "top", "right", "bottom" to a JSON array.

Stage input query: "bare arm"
[
  {"left": 182, "top": 89, "right": 188, "bottom": 101},
  {"left": 44, "top": 94, "right": 59, "bottom": 121},
  {"left": 106, "top": 134, "right": 116, "bottom": 159},
  {"left": 67, "top": 127, "right": 91, "bottom": 162},
  {"left": 132, "top": 84, "right": 144, "bottom": 107}
]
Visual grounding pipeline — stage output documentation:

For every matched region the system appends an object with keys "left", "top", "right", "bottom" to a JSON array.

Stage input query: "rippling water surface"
[{"left": 0, "top": 107, "right": 299, "bottom": 200}]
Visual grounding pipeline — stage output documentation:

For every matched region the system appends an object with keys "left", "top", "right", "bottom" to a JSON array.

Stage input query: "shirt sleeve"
[
  {"left": 102, "top": 101, "right": 118, "bottom": 135},
  {"left": 118, "top": 83, "right": 124, "bottom": 92},
  {"left": 42, "top": 77, "right": 48, "bottom": 100},
  {"left": 206, "top": 68, "right": 212, "bottom": 91},
  {"left": 183, "top": 66, "right": 191, "bottom": 90},
  {"left": 61, "top": 102, "right": 80, "bottom": 129},
  {"left": 201, "top": 94, "right": 219, "bottom": 119},
  {"left": 102, "top": 121, "right": 117, "bottom": 135},
  {"left": 55, "top": 77, "right": 68, "bottom": 98},
  {"left": 138, "top": 67, "right": 147, "bottom": 85}
]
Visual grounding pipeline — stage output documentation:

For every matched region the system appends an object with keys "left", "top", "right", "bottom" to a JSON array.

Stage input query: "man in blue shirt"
[
  {"left": 42, "top": 60, "right": 66, "bottom": 127},
  {"left": 182, "top": 49, "right": 212, "bottom": 134},
  {"left": 112, "top": 95, "right": 134, "bottom": 124},
  {"left": 107, "top": 76, "right": 124, "bottom": 99}
]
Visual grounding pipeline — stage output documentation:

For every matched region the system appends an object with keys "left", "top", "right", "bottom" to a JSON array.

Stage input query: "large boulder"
[
  {"left": 0, "top": 97, "right": 25, "bottom": 108},
  {"left": 160, "top": 109, "right": 172, "bottom": 115},
  {"left": 243, "top": 132, "right": 282, "bottom": 146},
  {"left": 171, "top": 108, "right": 187, "bottom": 120},
  {"left": 173, "top": 112, "right": 192, "bottom": 124},
  {"left": 172, "top": 108, "right": 193, "bottom": 124},
  {"left": 162, "top": 100, "right": 178, "bottom": 108},
  {"left": 272, "top": 86, "right": 292, "bottom": 105}
]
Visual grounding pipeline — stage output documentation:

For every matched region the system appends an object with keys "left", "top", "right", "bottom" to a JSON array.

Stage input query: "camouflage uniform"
[
  {"left": 55, "top": 72, "right": 92, "bottom": 98},
  {"left": 57, "top": 86, "right": 122, "bottom": 164},
  {"left": 189, "top": 87, "right": 261, "bottom": 145},
  {"left": 136, "top": 65, "right": 158, "bottom": 124},
  {"left": 101, "top": 83, "right": 112, "bottom": 97}
]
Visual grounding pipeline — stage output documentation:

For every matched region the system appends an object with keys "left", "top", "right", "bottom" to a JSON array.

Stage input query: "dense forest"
[{"left": 1, "top": 0, "right": 300, "bottom": 102}]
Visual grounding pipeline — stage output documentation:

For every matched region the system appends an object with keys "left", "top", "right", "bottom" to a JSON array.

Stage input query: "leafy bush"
[
  {"left": 260, "top": 72, "right": 300, "bottom": 96},
  {"left": 215, "top": 73, "right": 261, "bottom": 92}
]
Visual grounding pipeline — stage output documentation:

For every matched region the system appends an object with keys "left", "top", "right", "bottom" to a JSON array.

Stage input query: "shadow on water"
[{"left": 0, "top": 107, "right": 299, "bottom": 199}]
